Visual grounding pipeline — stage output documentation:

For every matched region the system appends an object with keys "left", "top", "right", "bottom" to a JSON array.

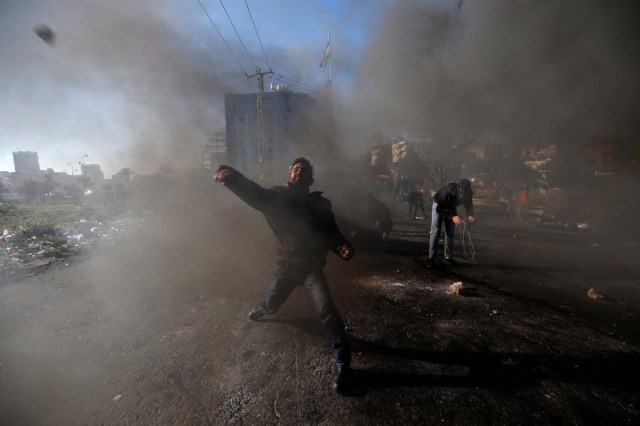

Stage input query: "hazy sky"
[
  {"left": 0, "top": 0, "right": 388, "bottom": 176},
  {"left": 2, "top": 0, "right": 638, "bottom": 177}
]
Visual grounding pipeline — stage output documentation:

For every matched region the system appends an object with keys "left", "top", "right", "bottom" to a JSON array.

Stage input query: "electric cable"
[
  {"left": 273, "top": 73, "right": 320, "bottom": 93},
  {"left": 244, "top": 0, "right": 272, "bottom": 72},
  {"left": 219, "top": 0, "right": 257, "bottom": 70},
  {"left": 196, "top": 0, "right": 248, "bottom": 76},
  {"left": 460, "top": 219, "right": 477, "bottom": 262}
]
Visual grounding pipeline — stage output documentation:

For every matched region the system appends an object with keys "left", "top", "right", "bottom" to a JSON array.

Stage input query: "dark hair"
[
  {"left": 289, "top": 157, "right": 314, "bottom": 177},
  {"left": 458, "top": 178, "right": 472, "bottom": 191}
]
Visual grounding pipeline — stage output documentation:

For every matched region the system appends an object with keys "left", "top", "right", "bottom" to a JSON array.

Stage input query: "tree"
[
  {"left": 114, "top": 168, "right": 134, "bottom": 182},
  {"left": 0, "top": 180, "right": 8, "bottom": 201},
  {"left": 43, "top": 172, "right": 59, "bottom": 196},
  {"left": 77, "top": 175, "right": 92, "bottom": 192},
  {"left": 395, "top": 146, "right": 430, "bottom": 186},
  {"left": 545, "top": 148, "right": 585, "bottom": 188},
  {"left": 17, "top": 180, "right": 45, "bottom": 203},
  {"left": 63, "top": 183, "right": 83, "bottom": 204}
]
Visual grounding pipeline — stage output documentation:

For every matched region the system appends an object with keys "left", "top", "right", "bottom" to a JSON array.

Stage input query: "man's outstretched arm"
[
  {"left": 317, "top": 199, "right": 355, "bottom": 261},
  {"left": 213, "top": 165, "right": 274, "bottom": 212}
]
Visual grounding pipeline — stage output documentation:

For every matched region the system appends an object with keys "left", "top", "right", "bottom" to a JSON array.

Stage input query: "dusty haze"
[{"left": 2, "top": 3, "right": 639, "bottom": 419}]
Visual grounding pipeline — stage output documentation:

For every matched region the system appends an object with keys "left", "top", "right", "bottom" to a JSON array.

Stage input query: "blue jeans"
[
  {"left": 258, "top": 262, "right": 351, "bottom": 367},
  {"left": 409, "top": 201, "right": 425, "bottom": 219},
  {"left": 429, "top": 202, "right": 455, "bottom": 259}
]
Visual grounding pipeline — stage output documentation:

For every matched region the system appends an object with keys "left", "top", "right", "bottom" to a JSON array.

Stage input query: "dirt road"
[{"left": 1, "top": 202, "right": 638, "bottom": 425}]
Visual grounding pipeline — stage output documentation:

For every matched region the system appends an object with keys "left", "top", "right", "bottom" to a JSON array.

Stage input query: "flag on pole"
[{"left": 319, "top": 37, "right": 331, "bottom": 71}]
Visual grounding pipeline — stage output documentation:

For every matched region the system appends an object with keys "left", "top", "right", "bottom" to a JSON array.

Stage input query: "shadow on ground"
[{"left": 340, "top": 338, "right": 640, "bottom": 397}]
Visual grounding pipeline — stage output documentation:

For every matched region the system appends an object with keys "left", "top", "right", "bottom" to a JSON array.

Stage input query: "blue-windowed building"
[{"left": 224, "top": 88, "right": 316, "bottom": 177}]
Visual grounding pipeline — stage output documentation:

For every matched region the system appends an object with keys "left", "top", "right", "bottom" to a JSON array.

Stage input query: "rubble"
[
  {"left": 587, "top": 288, "right": 604, "bottom": 300},
  {"left": 0, "top": 212, "right": 143, "bottom": 278},
  {"left": 449, "top": 282, "right": 464, "bottom": 295}
]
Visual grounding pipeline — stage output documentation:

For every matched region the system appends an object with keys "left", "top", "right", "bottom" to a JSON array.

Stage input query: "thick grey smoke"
[
  {"left": 344, "top": 0, "right": 640, "bottom": 152},
  {"left": 0, "top": 0, "right": 248, "bottom": 175}
]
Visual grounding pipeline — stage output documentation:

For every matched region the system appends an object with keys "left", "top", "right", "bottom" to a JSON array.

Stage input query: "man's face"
[{"left": 289, "top": 162, "right": 313, "bottom": 186}]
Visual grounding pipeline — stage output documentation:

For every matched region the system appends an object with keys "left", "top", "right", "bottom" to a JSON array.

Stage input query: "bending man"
[{"left": 428, "top": 178, "right": 476, "bottom": 266}]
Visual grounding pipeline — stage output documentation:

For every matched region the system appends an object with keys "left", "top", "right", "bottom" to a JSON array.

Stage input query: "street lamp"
[
  {"left": 79, "top": 154, "right": 88, "bottom": 175},
  {"left": 67, "top": 162, "right": 76, "bottom": 176}
]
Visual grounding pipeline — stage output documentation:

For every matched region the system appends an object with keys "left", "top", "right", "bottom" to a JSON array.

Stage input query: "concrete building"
[
  {"left": 81, "top": 164, "right": 105, "bottom": 188},
  {"left": 224, "top": 87, "right": 315, "bottom": 177},
  {"left": 371, "top": 144, "right": 392, "bottom": 168},
  {"left": 12, "top": 151, "right": 40, "bottom": 172},
  {"left": 391, "top": 138, "right": 408, "bottom": 164},
  {"left": 202, "top": 130, "right": 228, "bottom": 170}
]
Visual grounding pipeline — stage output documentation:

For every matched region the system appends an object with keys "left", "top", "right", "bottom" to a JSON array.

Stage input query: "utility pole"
[
  {"left": 79, "top": 154, "right": 88, "bottom": 175},
  {"left": 247, "top": 68, "right": 274, "bottom": 180}
]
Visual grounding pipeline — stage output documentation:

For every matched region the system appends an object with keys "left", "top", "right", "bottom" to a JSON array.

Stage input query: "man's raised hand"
[{"left": 213, "top": 167, "right": 231, "bottom": 183}]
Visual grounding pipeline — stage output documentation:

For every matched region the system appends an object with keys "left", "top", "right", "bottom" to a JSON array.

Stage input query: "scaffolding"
[{"left": 202, "top": 129, "right": 227, "bottom": 169}]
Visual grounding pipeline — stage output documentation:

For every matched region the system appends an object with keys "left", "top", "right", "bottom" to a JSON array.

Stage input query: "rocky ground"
[
  {"left": 0, "top": 204, "right": 145, "bottom": 281},
  {"left": 0, "top": 200, "right": 638, "bottom": 425}
]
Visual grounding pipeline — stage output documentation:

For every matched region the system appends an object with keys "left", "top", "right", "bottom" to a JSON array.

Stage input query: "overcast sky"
[{"left": 2, "top": 0, "right": 638, "bottom": 177}]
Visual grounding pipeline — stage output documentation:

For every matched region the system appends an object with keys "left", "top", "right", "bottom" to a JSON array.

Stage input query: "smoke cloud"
[
  {"left": 343, "top": 0, "right": 640, "bottom": 153},
  {"left": 0, "top": 0, "right": 248, "bottom": 175}
]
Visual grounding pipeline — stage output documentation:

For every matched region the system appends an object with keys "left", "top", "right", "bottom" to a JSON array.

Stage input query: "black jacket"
[
  {"left": 367, "top": 196, "right": 393, "bottom": 228},
  {"left": 406, "top": 191, "right": 424, "bottom": 205},
  {"left": 220, "top": 166, "right": 349, "bottom": 268},
  {"left": 433, "top": 182, "right": 474, "bottom": 217}
]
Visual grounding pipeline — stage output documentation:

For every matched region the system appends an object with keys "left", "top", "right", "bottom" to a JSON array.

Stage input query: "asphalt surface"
[{"left": 1, "top": 201, "right": 639, "bottom": 425}]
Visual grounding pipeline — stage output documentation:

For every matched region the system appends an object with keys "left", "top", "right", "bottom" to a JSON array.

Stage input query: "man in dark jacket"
[
  {"left": 428, "top": 179, "right": 476, "bottom": 266},
  {"left": 406, "top": 188, "right": 426, "bottom": 220},
  {"left": 213, "top": 158, "right": 355, "bottom": 393},
  {"left": 366, "top": 192, "right": 393, "bottom": 243}
]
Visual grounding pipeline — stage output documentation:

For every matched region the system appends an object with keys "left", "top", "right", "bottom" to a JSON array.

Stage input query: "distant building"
[
  {"left": 225, "top": 87, "right": 315, "bottom": 176},
  {"left": 467, "top": 143, "right": 503, "bottom": 161},
  {"left": 13, "top": 151, "right": 40, "bottom": 172},
  {"left": 81, "top": 164, "right": 104, "bottom": 187},
  {"left": 391, "top": 138, "right": 408, "bottom": 164},
  {"left": 522, "top": 145, "right": 556, "bottom": 172},
  {"left": 202, "top": 130, "right": 228, "bottom": 169},
  {"left": 371, "top": 144, "right": 392, "bottom": 168}
]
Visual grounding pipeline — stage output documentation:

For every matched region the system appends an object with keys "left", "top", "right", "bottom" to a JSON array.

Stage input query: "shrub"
[{"left": 18, "top": 221, "right": 62, "bottom": 238}]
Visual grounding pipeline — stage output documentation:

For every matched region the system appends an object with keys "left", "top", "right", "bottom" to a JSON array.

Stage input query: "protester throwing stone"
[
  {"left": 427, "top": 179, "right": 476, "bottom": 267},
  {"left": 213, "top": 158, "right": 355, "bottom": 393}
]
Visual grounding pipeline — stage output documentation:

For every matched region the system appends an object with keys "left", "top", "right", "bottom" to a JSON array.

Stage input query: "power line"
[
  {"left": 219, "top": 0, "right": 257, "bottom": 71},
  {"left": 274, "top": 73, "right": 319, "bottom": 93},
  {"left": 197, "top": 0, "right": 318, "bottom": 95},
  {"left": 196, "top": 0, "right": 248, "bottom": 76},
  {"left": 244, "top": 0, "right": 272, "bottom": 72}
]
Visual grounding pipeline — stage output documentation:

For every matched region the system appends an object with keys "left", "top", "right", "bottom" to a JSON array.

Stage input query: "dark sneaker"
[
  {"left": 248, "top": 305, "right": 265, "bottom": 321},
  {"left": 426, "top": 257, "right": 437, "bottom": 268},
  {"left": 444, "top": 257, "right": 458, "bottom": 266},
  {"left": 333, "top": 365, "right": 351, "bottom": 394}
]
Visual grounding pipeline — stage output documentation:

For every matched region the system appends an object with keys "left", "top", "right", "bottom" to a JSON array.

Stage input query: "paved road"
[{"left": 1, "top": 202, "right": 639, "bottom": 424}]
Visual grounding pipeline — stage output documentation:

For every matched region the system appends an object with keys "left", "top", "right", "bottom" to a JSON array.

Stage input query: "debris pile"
[
  {"left": 0, "top": 213, "right": 143, "bottom": 278},
  {"left": 449, "top": 282, "right": 464, "bottom": 295},
  {"left": 587, "top": 288, "right": 604, "bottom": 300}
]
